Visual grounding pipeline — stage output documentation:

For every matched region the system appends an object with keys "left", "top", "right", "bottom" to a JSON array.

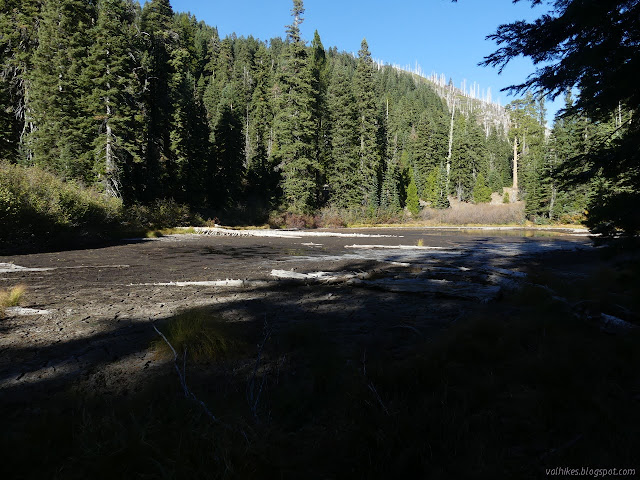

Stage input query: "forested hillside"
[{"left": 1, "top": 0, "right": 620, "bottom": 225}]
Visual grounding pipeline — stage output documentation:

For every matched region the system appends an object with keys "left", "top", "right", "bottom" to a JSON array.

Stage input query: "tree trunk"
[
  {"left": 512, "top": 136, "right": 518, "bottom": 190},
  {"left": 446, "top": 100, "right": 455, "bottom": 192},
  {"left": 104, "top": 95, "right": 120, "bottom": 198}
]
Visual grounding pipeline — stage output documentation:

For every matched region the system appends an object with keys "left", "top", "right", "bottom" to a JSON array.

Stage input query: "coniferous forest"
[{"left": 0, "top": 0, "right": 637, "bottom": 235}]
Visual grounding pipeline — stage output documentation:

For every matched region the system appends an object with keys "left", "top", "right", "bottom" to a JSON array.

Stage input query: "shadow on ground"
[{"left": 1, "top": 240, "right": 638, "bottom": 479}]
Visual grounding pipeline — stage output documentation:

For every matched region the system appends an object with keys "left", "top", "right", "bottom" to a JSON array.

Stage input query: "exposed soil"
[{"left": 0, "top": 228, "right": 591, "bottom": 406}]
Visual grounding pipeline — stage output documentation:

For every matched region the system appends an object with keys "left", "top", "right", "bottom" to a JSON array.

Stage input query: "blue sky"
[{"left": 162, "top": 0, "right": 559, "bottom": 124}]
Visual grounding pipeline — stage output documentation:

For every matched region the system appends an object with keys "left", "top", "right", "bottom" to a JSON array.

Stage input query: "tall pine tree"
[
  {"left": 272, "top": 0, "right": 319, "bottom": 213},
  {"left": 353, "top": 39, "right": 380, "bottom": 210}
]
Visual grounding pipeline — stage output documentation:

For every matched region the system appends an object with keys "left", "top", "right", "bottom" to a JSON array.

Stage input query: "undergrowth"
[
  {"left": 0, "top": 162, "right": 202, "bottom": 251},
  {"left": 0, "top": 162, "right": 121, "bottom": 245}
]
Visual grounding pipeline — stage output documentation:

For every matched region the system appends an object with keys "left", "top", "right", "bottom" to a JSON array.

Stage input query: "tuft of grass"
[
  {"left": 152, "top": 310, "right": 244, "bottom": 363},
  {"left": 0, "top": 285, "right": 26, "bottom": 318},
  {"left": 417, "top": 238, "right": 424, "bottom": 247}
]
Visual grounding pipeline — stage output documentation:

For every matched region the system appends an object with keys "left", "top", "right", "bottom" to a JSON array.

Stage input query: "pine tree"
[
  {"left": 84, "top": 0, "right": 141, "bottom": 198},
  {"left": 473, "top": 172, "right": 492, "bottom": 204},
  {"left": 247, "top": 43, "right": 277, "bottom": 203},
  {"left": 547, "top": 91, "right": 589, "bottom": 220},
  {"left": 27, "top": 0, "right": 95, "bottom": 180},
  {"left": 434, "top": 162, "right": 450, "bottom": 209},
  {"left": 353, "top": 39, "right": 381, "bottom": 209},
  {"left": 0, "top": 0, "right": 40, "bottom": 161},
  {"left": 272, "top": 0, "right": 319, "bottom": 213},
  {"left": 326, "top": 62, "right": 360, "bottom": 208},
  {"left": 139, "top": 0, "right": 176, "bottom": 200},
  {"left": 380, "top": 131, "right": 402, "bottom": 212},
  {"left": 405, "top": 176, "right": 420, "bottom": 215},
  {"left": 212, "top": 105, "right": 244, "bottom": 207},
  {"left": 507, "top": 93, "right": 546, "bottom": 217}
]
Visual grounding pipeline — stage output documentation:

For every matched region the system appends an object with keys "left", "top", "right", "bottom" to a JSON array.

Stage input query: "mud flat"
[{"left": 0, "top": 228, "right": 591, "bottom": 402}]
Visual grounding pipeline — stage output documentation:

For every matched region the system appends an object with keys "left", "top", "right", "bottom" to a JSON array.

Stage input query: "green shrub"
[
  {"left": 0, "top": 162, "right": 122, "bottom": 245},
  {"left": 123, "top": 198, "right": 201, "bottom": 232}
]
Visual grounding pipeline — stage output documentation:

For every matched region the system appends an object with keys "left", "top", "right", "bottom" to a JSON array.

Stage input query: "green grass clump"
[{"left": 152, "top": 310, "right": 243, "bottom": 363}]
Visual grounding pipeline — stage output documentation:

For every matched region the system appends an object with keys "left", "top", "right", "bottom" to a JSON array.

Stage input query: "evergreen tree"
[
  {"left": 405, "top": 176, "right": 420, "bottom": 215},
  {"left": 547, "top": 91, "right": 589, "bottom": 220},
  {"left": 247, "top": 43, "right": 278, "bottom": 204},
  {"left": 84, "top": 0, "right": 141, "bottom": 198},
  {"left": 326, "top": 62, "right": 360, "bottom": 208},
  {"left": 27, "top": 0, "right": 95, "bottom": 180},
  {"left": 353, "top": 39, "right": 380, "bottom": 209},
  {"left": 212, "top": 105, "right": 245, "bottom": 207},
  {"left": 380, "top": 131, "right": 402, "bottom": 212},
  {"left": 139, "top": 0, "right": 176, "bottom": 200},
  {"left": 434, "top": 162, "right": 450, "bottom": 209},
  {"left": 473, "top": 172, "right": 492, "bottom": 203},
  {"left": 0, "top": 0, "right": 40, "bottom": 161},
  {"left": 272, "top": 0, "right": 319, "bottom": 213},
  {"left": 506, "top": 93, "right": 547, "bottom": 217},
  {"left": 310, "top": 30, "right": 329, "bottom": 192}
]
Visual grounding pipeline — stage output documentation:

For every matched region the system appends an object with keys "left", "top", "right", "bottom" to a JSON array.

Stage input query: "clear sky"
[{"left": 162, "top": 0, "right": 559, "bottom": 124}]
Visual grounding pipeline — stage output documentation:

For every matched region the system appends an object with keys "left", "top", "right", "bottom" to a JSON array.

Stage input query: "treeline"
[
  {"left": 1, "top": 0, "right": 610, "bottom": 225},
  {"left": 0, "top": 0, "right": 516, "bottom": 219}
]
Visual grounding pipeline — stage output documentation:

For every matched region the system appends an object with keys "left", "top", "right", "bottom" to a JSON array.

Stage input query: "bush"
[
  {"left": 0, "top": 162, "right": 122, "bottom": 245},
  {"left": 123, "top": 198, "right": 201, "bottom": 232},
  {"left": 268, "top": 210, "right": 317, "bottom": 229},
  {"left": 314, "top": 207, "right": 347, "bottom": 228}
]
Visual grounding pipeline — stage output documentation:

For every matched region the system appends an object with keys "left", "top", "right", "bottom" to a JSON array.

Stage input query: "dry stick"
[
  {"left": 247, "top": 317, "right": 272, "bottom": 421},
  {"left": 368, "top": 382, "right": 389, "bottom": 416},
  {"left": 152, "top": 323, "right": 217, "bottom": 422},
  {"left": 362, "top": 348, "right": 389, "bottom": 416}
]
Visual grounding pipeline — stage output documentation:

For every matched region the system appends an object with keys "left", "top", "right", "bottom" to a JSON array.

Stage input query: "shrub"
[
  {"left": 123, "top": 198, "right": 201, "bottom": 232},
  {"left": 268, "top": 210, "right": 317, "bottom": 229},
  {"left": 0, "top": 162, "right": 122, "bottom": 245},
  {"left": 314, "top": 206, "right": 347, "bottom": 228}
]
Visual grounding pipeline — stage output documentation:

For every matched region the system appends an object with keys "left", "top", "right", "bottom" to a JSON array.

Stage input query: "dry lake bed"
[{"left": 0, "top": 227, "right": 591, "bottom": 403}]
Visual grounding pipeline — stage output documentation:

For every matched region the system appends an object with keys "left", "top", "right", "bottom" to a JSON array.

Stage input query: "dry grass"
[
  {"left": 0, "top": 285, "right": 26, "bottom": 318},
  {"left": 145, "top": 226, "right": 197, "bottom": 238},
  {"left": 421, "top": 200, "right": 526, "bottom": 225}
]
